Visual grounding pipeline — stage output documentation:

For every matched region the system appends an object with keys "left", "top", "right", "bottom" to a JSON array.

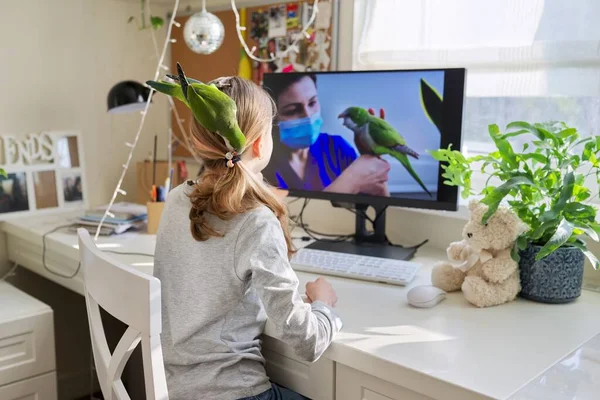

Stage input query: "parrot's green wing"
[
  {"left": 146, "top": 80, "right": 188, "bottom": 106},
  {"left": 187, "top": 84, "right": 219, "bottom": 133},
  {"left": 188, "top": 82, "right": 246, "bottom": 151},
  {"left": 366, "top": 117, "right": 406, "bottom": 147}
]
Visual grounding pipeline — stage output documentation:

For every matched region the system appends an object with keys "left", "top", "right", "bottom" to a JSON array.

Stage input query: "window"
[{"left": 353, "top": 0, "right": 600, "bottom": 200}]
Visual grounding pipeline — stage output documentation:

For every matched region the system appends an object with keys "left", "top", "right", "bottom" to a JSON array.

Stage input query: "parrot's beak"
[{"left": 338, "top": 112, "right": 346, "bottom": 119}]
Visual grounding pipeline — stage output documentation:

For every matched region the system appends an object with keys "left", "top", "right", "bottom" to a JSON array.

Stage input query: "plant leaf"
[
  {"left": 536, "top": 219, "right": 575, "bottom": 260},
  {"left": 518, "top": 152, "right": 547, "bottom": 164},
  {"left": 480, "top": 176, "right": 534, "bottom": 223},
  {"left": 489, "top": 126, "right": 519, "bottom": 168},
  {"left": 531, "top": 220, "right": 559, "bottom": 240},
  {"left": 150, "top": 16, "right": 164, "bottom": 29},
  {"left": 557, "top": 128, "right": 577, "bottom": 140},
  {"left": 507, "top": 121, "right": 555, "bottom": 143},
  {"left": 511, "top": 244, "right": 520, "bottom": 262},
  {"left": 572, "top": 221, "right": 599, "bottom": 242},
  {"left": 419, "top": 78, "right": 443, "bottom": 134},
  {"left": 0, "top": 169, "right": 6, "bottom": 179},
  {"left": 517, "top": 234, "right": 529, "bottom": 250},
  {"left": 583, "top": 141, "right": 595, "bottom": 161},
  {"left": 553, "top": 172, "right": 575, "bottom": 211},
  {"left": 502, "top": 129, "right": 529, "bottom": 140},
  {"left": 571, "top": 240, "right": 600, "bottom": 270},
  {"left": 564, "top": 202, "right": 596, "bottom": 219}
]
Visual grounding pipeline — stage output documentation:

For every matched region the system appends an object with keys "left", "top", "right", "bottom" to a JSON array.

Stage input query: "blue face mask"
[{"left": 278, "top": 112, "right": 323, "bottom": 150}]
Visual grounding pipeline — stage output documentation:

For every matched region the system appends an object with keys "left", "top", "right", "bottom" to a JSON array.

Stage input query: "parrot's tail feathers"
[
  {"left": 146, "top": 80, "right": 188, "bottom": 106},
  {"left": 393, "top": 144, "right": 419, "bottom": 159},
  {"left": 390, "top": 151, "right": 433, "bottom": 198},
  {"left": 176, "top": 62, "right": 190, "bottom": 101}
]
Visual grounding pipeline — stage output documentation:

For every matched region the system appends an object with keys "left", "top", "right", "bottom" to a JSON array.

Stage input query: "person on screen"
[{"left": 264, "top": 74, "right": 390, "bottom": 196}]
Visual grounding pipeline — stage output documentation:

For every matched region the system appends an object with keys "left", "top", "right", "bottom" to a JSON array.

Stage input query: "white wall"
[{"left": 0, "top": 0, "right": 172, "bottom": 208}]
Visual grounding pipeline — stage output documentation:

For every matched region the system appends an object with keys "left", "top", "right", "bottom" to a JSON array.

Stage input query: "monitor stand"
[{"left": 306, "top": 203, "right": 417, "bottom": 261}]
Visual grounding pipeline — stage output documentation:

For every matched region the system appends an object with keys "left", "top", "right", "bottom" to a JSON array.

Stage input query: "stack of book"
[{"left": 71, "top": 202, "right": 148, "bottom": 236}]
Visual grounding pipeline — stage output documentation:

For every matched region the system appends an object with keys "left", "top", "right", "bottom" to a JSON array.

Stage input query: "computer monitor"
[{"left": 262, "top": 69, "right": 465, "bottom": 260}]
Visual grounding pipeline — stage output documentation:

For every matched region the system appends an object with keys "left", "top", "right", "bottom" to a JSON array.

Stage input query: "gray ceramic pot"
[{"left": 519, "top": 244, "right": 585, "bottom": 304}]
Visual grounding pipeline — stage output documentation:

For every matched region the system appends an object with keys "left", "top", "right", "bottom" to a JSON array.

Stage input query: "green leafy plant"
[
  {"left": 430, "top": 121, "right": 600, "bottom": 269},
  {"left": 128, "top": 0, "right": 165, "bottom": 30}
]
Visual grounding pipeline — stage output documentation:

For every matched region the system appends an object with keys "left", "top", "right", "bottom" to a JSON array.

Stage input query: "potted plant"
[{"left": 430, "top": 121, "right": 600, "bottom": 303}]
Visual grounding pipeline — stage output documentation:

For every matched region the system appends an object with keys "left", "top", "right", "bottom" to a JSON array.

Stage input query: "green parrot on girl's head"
[{"left": 146, "top": 62, "right": 246, "bottom": 152}]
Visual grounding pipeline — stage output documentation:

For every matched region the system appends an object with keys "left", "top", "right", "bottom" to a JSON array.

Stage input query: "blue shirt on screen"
[{"left": 267, "top": 133, "right": 358, "bottom": 192}]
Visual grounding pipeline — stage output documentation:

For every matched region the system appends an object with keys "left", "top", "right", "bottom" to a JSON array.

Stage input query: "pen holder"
[{"left": 146, "top": 202, "right": 165, "bottom": 235}]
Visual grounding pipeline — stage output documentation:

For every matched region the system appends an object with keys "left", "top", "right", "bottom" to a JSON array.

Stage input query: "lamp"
[{"left": 106, "top": 81, "right": 152, "bottom": 114}]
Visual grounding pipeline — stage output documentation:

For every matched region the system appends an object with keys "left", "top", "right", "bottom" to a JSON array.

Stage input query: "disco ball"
[{"left": 183, "top": 10, "right": 225, "bottom": 55}]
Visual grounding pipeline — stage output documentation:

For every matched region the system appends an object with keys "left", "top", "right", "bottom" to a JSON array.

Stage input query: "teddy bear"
[{"left": 431, "top": 200, "right": 526, "bottom": 308}]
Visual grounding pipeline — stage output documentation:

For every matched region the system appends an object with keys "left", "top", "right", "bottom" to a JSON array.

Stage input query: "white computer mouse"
[{"left": 407, "top": 285, "right": 446, "bottom": 308}]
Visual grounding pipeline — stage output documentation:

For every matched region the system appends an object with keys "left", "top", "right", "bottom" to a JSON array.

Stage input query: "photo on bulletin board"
[
  {"left": 62, "top": 172, "right": 84, "bottom": 203},
  {"left": 0, "top": 173, "right": 29, "bottom": 214}
]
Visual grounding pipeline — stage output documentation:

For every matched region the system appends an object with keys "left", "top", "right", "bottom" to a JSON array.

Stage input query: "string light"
[
  {"left": 147, "top": 0, "right": 200, "bottom": 161},
  {"left": 231, "top": 0, "right": 320, "bottom": 63},
  {"left": 94, "top": 0, "right": 181, "bottom": 240}
]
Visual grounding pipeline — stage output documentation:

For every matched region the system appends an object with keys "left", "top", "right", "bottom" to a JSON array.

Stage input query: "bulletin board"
[{"left": 169, "top": 0, "right": 338, "bottom": 158}]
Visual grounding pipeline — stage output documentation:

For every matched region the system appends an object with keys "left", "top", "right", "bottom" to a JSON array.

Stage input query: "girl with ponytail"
[{"left": 153, "top": 74, "right": 342, "bottom": 400}]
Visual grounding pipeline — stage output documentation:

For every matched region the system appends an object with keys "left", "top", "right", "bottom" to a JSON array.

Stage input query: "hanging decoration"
[{"left": 183, "top": 0, "right": 225, "bottom": 55}]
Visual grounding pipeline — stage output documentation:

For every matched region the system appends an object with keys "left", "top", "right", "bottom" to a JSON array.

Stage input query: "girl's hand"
[{"left": 306, "top": 277, "right": 338, "bottom": 307}]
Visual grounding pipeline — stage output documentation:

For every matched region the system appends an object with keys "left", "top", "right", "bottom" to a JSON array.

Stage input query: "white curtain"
[{"left": 354, "top": 0, "right": 600, "bottom": 97}]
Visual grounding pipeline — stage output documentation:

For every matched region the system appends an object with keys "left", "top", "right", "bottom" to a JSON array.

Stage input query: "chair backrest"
[{"left": 78, "top": 229, "right": 168, "bottom": 400}]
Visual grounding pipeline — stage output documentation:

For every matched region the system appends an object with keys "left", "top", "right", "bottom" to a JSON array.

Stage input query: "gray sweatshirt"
[{"left": 153, "top": 182, "right": 343, "bottom": 400}]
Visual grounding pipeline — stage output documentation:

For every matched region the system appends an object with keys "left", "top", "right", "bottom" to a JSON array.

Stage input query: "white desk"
[{"left": 3, "top": 210, "right": 600, "bottom": 400}]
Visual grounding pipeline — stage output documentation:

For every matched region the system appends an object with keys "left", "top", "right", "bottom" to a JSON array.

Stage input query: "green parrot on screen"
[
  {"left": 338, "top": 106, "right": 432, "bottom": 197},
  {"left": 146, "top": 62, "right": 246, "bottom": 152}
]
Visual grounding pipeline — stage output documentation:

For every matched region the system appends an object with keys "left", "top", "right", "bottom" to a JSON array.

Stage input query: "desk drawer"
[
  {"left": 262, "top": 335, "right": 335, "bottom": 400},
  {"left": 336, "top": 364, "right": 434, "bottom": 400},
  {"left": 0, "top": 371, "right": 57, "bottom": 400},
  {"left": 0, "top": 309, "right": 55, "bottom": 386}
]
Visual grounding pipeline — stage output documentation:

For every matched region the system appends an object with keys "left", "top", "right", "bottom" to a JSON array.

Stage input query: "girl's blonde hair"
[{"left": 186, "top": 76, "right": 295, "bottom": 258}]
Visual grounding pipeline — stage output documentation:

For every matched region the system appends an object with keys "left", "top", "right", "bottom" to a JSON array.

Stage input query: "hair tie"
[{"left": 225, "top": 151, "right": 241, "bottom": 168}]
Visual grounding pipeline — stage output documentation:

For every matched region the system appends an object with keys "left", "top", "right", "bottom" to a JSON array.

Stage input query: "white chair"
[{"left": 78, "top": 229, "right": 168, "bottom": 400}]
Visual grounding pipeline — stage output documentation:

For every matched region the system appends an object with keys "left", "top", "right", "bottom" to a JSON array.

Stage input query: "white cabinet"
[
  {"left": 0, "top": 282, "right": 56, "bottom": 399},
  {"left": 262, "top": 335, "right": 335, "bottom": 400},
  {"left": 336, "top": 364, "right": 434, "bottom": 400},
  {"left": 0, "top": 372, "right": 57, "bottom": 400}
]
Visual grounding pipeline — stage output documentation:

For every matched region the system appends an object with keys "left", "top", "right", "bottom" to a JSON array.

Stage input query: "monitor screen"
[{"left": 262, "top": 69, "right": 465, "bottom": 211}]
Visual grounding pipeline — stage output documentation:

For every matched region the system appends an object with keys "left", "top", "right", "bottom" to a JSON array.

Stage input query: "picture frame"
[{"left": 0, "top": 130, "right": 88, "bottom": 220}]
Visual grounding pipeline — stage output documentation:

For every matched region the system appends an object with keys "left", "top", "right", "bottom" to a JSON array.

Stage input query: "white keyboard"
[{"left": 291, "top": 248, "right": 420, "bottom": 286}]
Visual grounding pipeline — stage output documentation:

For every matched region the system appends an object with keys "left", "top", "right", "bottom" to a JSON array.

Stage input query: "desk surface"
[{"left": 3, "top": 210, "right": 600, "bottom": 400}]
